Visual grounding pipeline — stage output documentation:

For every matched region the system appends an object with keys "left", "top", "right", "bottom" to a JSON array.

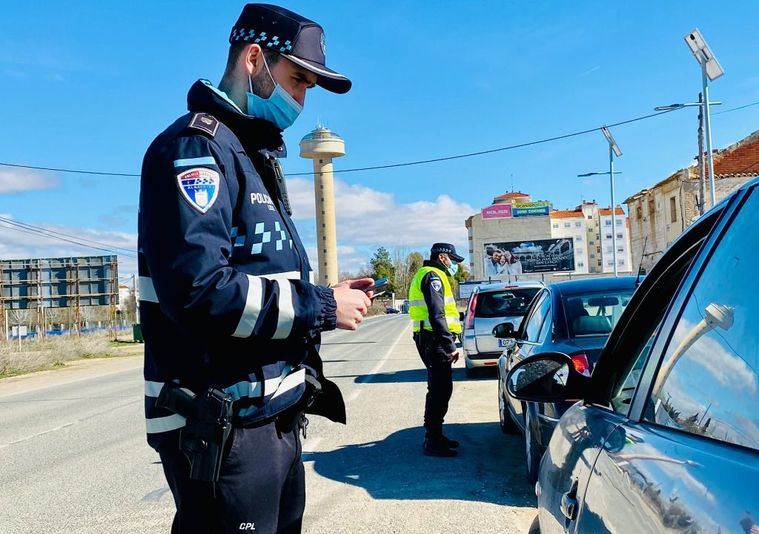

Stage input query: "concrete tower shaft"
[{"left": 299, "top": 126, "right": 346, "bottom": 286}]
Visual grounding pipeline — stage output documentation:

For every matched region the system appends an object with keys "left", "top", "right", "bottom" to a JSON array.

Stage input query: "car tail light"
[
  {"left": 465, "top": 293, "right": 478, "bottom": 329},
  {"left": 571, "top": 353, "right": 591, "bottom": 377}
]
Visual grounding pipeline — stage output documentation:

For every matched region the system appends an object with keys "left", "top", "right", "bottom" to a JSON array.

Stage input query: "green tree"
[
  {"left": 370, "top": 246, "right": 396, "bottom": 294},
  {"left": 407, "top": 251, "right": 424, "bottom": 277}
]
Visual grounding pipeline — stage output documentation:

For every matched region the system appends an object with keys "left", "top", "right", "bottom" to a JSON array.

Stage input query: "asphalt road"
[{"left": 0, "top": 314, "right": 536, "bottom": 533}]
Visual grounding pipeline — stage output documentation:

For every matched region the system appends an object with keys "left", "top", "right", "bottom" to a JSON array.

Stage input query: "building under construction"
[{"left": 0, "top": 255, "right": 119, "bottom": 339}]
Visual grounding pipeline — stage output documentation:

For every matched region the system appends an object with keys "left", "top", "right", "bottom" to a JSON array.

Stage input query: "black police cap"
[
  {"left": 230, "top": 3, "right": 351, "bottom": 94},
  {"left": 431, "top": 243, "right": 464, "bottom": 263}
]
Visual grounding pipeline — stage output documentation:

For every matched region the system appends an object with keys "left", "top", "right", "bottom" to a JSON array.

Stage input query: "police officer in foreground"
[
  {"left": 409, "top": 243, "right": 464, "bottom": 457},
  {"left": 138, "top": 4, "right": 372, "bottom": 533}
]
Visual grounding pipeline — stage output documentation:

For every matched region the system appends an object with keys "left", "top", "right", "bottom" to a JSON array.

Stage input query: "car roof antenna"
[{"left": 635, "top": 236, "right": 648, "bottom": 287}]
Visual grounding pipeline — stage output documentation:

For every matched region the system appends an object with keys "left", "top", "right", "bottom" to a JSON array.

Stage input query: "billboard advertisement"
[
  {"left": 481, "top": 204, "right": 512, "bottom": 219},
  {"left": 512, "top": 201, "right": 551, "bottom": 217},
  {"left": 484, "top": 238, "right": 574, "bottom": 275}
]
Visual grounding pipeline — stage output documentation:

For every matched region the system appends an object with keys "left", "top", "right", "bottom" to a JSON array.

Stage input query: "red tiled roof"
[
  {"left": 713, "top": 130, "right": 759, "bottom": 177},
  {"left": 494, "top": 191, "right": 529, "bottom": 200},
  {"left": 598, "top": 207, "right": 626, "bottom": 216},
  {"left": 550, "top": 209, "right": 583, "bottom": 219}
]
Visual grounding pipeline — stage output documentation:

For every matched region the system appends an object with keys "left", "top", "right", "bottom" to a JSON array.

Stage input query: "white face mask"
[{"left": 246, "top": 53, "right": 303, "bottom": 130}]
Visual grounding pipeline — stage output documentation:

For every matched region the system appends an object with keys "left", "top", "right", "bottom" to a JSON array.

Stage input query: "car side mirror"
[
  {"left": 506, "top": 352, "right": 590, "bottom": 403},
  {"left": 459, "top": 311, "right": 466, "bottom": 322},
  {"left": 492, "top": 322, "right": 515, "bottom": 339}
]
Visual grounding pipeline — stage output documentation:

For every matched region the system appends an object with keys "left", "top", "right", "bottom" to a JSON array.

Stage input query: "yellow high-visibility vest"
[{"left": 408, "top": 265, "right": 462, "bottom": 334}]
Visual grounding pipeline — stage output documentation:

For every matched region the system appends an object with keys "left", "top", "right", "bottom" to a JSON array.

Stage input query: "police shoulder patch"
[
  {"left": 188, "top": 113, "right": 220, "bottom": 137},
  {"left": 430, "top": 278, "right": 443, "bottom": 292},
  {"left": 176, "top": 167, "right": 220, "bottom": 214}
]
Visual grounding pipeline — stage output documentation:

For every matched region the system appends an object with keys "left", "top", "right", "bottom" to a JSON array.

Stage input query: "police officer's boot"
[
  {"left": 441, "top": 434, "right": 459, "bottom": 449},
  {"left": 423, "top": 433, "right": 458, "bottom": 457}
]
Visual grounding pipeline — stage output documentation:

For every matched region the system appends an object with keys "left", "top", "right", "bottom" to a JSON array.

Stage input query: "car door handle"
[
  {"left": 560, "top": 493, "right": 578, "bottom": 521},
  {"left": 561, "top": 480, "right": 579, "bottom": 522}
]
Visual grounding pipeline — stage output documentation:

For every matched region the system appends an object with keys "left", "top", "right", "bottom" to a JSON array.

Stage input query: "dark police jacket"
[
  {"left": 417, "top": 260, "right": 457, "bottom": 355},
  {"left": 139, "top": 80, "right": 343, "bottom": 449}
]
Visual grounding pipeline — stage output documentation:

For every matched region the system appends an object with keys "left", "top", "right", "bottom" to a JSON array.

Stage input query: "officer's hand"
[
  {"left": 332, "top": 279, "right": 373, "bottom": 331},
  {"left": 447, "top": 351, "right": 459, "bottom": 363}
]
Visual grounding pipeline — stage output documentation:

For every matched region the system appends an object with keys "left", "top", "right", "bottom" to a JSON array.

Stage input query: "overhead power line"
[
  {"left": 0, "top": 107, "right": 682, "bottom": 179},
  {"left": 0, "top": 216, "right": 136, "bottom": 257},
  {"left": 1, "top": 99, "right": 755, "bottom": 180},
  {"left": 713, "top": 99, "right": 759, "bottom": 115}
]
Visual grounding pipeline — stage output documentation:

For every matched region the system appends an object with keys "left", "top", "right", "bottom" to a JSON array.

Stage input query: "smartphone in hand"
[
  {"left": 365, "top": 277, "right": 388, "bottom": 292},
  {"left": 366, "top": 277, "right": 388, "bottom": 299}
]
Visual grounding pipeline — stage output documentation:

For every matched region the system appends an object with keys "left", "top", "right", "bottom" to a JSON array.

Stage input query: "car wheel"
[
  {"left": 524, "top": 403, "right": 542, "bottom": 484},
  {"left": 498, "top": 388, "right": 519, "bottom": 434}
]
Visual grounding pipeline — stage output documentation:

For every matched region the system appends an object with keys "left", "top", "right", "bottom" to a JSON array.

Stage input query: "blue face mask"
[
  {"left": 246, "top": 55, "right": 303, "bottom": 131},
  {"left": 447, "top": 262, "right": 459, "bottom": 277}
]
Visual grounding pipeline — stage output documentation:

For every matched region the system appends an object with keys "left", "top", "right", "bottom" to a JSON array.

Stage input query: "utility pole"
[{"left": 697, "top": 92, "right": 706, "bottom": 214}]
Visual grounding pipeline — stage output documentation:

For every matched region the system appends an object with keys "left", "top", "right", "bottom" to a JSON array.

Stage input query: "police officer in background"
[
  {"left": 409, "top": 243, "right": 464, "bottom": 457},
  {"left": 138, "top": 4, "right": 372, "bottom": 533}
]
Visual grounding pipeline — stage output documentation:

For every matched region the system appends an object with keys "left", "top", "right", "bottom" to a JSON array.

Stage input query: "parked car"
[
  {"left": 506, "top": 180, "right": 759, "bottom": 533},
  {"left": 461, "top": 281, "right": 543, "bottom": 377},
  {"left": 385, "top": 307, "right": 400, "bottom": 314},
  {"left": 496, "top": 276, "right": 638, "bottom": 482}
]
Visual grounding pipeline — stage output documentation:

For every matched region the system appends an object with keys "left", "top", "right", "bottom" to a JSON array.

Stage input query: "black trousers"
[
  {"left": 413, "top": 331, "right": 453, "bottom": 437},
  {"left": 159, "top": 421, "right": 305, "bottom": 534}
]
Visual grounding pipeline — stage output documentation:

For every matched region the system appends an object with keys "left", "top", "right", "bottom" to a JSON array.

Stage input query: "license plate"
[{"left": 498, "top": 338, "right": 510, "bottom": 348}]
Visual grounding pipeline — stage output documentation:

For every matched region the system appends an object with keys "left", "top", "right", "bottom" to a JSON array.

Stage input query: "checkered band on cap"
[{"left": 230, "top": 28, "right": 293, "bottom": 53}]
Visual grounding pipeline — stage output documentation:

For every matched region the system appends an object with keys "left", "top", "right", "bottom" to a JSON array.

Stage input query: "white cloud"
[
  {"left": 0, "top": 216, "right": 137, "bottom": 275},
  {"left": 0, "top": 169, "right": 59, "bottom": 193},
  {"left": 288, "top": 177, "right": 474, "bottom": 272}
]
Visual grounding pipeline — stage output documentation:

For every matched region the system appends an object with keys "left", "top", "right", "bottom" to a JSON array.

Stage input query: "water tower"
[{"left": 299, "top": 126, "right": 345, "bottom": 286}]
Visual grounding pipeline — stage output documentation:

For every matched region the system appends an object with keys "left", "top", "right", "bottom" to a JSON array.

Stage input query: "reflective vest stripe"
[
  {"left": 146, "top": 413, "right": 186, "bottom": 434},
  {"left": 270, "top": 368, "right": 306, "bottom": 399},
  {"left": 409, "top": 297, "right": 456, "bottom": 307},
  {"left": 233, "top": 274, "right": 264, "bottom": 338}
]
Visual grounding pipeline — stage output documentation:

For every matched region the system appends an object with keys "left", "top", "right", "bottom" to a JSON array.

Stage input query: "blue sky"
[{"left": 1, "top": 1, "right": 758, "bottom": 275}]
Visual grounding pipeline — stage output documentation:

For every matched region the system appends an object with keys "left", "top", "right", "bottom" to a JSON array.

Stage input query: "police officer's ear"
[{"left": 243, "top": 44, "right": 267, "bottom": 77}]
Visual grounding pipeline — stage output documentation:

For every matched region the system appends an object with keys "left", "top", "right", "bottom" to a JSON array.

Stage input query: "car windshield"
[
  {"left": 563, "top": 289, "right": 634, "bottom": 338},
  {"left": 475, "top": 288, "right": 540, "bottom": 318}
]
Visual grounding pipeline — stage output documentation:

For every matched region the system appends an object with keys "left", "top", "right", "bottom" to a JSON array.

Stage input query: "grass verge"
[{"left": 0, "top": 332, "right": 141, "bottom": 379}]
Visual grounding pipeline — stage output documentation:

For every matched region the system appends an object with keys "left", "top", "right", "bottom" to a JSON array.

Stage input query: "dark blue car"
[
  {"left": 496, "top": 276, "right": 638, "bottom": 483},
  {"left": 507, "top": 179, "right": 759, "bottom": 533}
]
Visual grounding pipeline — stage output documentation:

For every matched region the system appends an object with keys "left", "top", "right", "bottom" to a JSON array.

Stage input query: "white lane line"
[
  {"left": 302, "top": 319, "right": 409, "bottom": 455},
  {"left": 346, "top": 321, "right": 410, "bottom": 403},
  {"left": 0, "top": 399, "right": 141, "bottom": 449}
]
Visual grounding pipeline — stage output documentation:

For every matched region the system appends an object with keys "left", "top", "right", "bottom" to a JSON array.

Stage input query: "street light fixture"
[
  {"left": 683, "top": 28, "right": 724, "bottom": 207},
  {"left": 578, "top": 126, "right": 622, "bottom": 276},
  {"left": 577, "top": 171, "right": 621, "bottom": 178},
  {"left": 654, "top": 101, "right": 721, "bottom": 111}
]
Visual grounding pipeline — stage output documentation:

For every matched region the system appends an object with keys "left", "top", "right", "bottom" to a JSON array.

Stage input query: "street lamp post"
[
  {"left": 578, "top": 125, "right": 622, "bottom": 276},
  {"left": 602, "top": 127, "right": 622, "bottom": 276},
  {"left": 684, "top": 29, "right": 725, "bottom": 207}
]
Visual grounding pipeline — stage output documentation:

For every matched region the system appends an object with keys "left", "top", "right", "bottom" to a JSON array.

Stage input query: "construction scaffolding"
[{"left": 0, "top": 255, "right": 119, "bottom": 339}]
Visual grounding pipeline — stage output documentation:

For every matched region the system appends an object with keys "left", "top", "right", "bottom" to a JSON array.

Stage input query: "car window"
[
  {"left": 611, "top": 326, "right": 659, "bottom": 413},
  {"left": 523, "top": 292, "right": 550, "bottom": 342},
  {"left": 644, "top": 188, "right": 759, "bottom": 451},
  {"left": 563, "top": 290, "right": 634, "bottom": 337},
  {"left": 475, "top": 288, "right": 540, "bottom": 318}
]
